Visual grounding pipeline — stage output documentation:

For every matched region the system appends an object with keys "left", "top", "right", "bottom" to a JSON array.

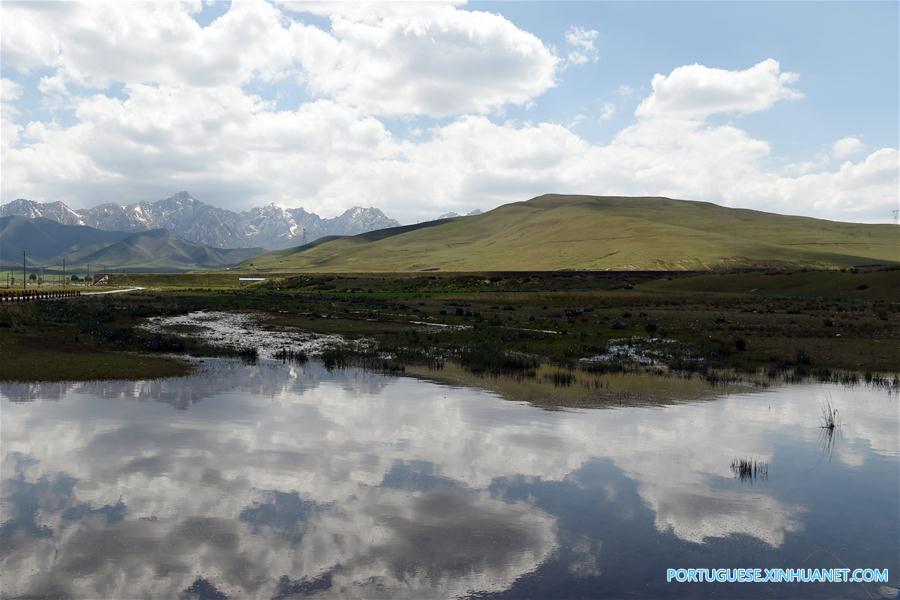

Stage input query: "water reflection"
[{"left": 1, "top": 360, "right": 898, "bottom": 599}]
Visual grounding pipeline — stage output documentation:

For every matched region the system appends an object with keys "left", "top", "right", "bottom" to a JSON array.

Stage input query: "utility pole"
[
  {"left": 23, "top": 251, "right": 26, "bottom": 291},
  {"left": 63, "top": 258, "right": 66, "bottom": 287}
]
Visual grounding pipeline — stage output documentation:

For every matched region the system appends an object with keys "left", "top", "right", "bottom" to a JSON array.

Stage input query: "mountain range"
[
  {"left": 243, "top": 194, "right": 900, "bottom": 272},
  {"left": 0, "top": 192, "right": 400, "bottom": 250},
  {"left": 0, "top": 216, "right": 263, "bottom": 271}
]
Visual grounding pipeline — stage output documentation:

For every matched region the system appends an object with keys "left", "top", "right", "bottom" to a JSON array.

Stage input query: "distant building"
[{"left": 92, "top": 274, "right": 109, "bottom": 286}]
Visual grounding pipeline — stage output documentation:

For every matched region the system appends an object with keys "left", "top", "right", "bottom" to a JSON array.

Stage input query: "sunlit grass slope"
[{"left": 244, "top": 195, "right": 900, "bottom": 272}]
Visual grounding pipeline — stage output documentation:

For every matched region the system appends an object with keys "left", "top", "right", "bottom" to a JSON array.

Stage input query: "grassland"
[
  {"left": 2, "top": 268, "right": 897, "bottom": 386},
  {"left": 0, "top": 330, "right": 193, "bottom": 381},
  {"left": 244, "top": 195, "right": 900, "bottom": 272}
]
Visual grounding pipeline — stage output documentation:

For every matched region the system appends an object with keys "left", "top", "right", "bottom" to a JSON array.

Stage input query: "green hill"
[
  {"left": 76, "top": 229, "right": 263, "bottom": 271},
  {"left": 243, "top": 195, "right": 900, "bottom": 272},
  {"left": 0, "top": 216, "right": 130, "bottom": 266},
  {"left": 0, "top": 216, "right": 264, "bottom": 271}
]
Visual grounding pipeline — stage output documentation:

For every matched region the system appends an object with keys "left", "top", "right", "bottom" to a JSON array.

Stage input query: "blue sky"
[
  {"left": 1, "top": 1, "right": 897, "bottom": 222},
  {"left": 481, "top": 1, "right": 899, "bottom": 160}
]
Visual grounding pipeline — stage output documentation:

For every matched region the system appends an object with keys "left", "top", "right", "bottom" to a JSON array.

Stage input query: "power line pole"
[
  {"left": 63, "top": 258, "right": 67, "bottom": 287},
  {"left": 23, "top": 251, "right": 26, "bottom": 291}
]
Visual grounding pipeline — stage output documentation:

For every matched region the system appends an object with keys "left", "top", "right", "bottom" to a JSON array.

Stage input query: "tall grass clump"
[
  {"left": 274, "top": 346, "right": 309, "bottom": 364},
  {"left": 731, "top": 457, "right": 768, "bottom": 482},
  {"left": 456, "top": 344, "right": 539, "bottom": 377},
  {"left": 548, "top": 371, "right": 575, "bottom": 387},
  {"left": 820, "top": 398, "right": 839, "bottom": 430},
  {"left": 236, "top": 346, "right": 259, "bottom": 364}
]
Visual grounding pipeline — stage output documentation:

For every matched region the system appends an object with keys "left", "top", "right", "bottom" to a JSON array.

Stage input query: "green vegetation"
[
  {"left": 243, "top": 195, "right": 900, "bottom": 272},
  {"left": 2, "top": 269, "right": 897, "bottom": 388},
  {"left": 0, "top": 295, "right": 263, "bottom": 382},
  {"left": 76, "top": 229, "right": 262, "bottom": 271},
  {"left": 0, "top": 330, "right": 192, "bottom": 382},
  {"left": 820, "top": 398, "right": 840, "bottom": 430},
  {"left": 0, "top": 216, "right": 129, "bottom": 267}
]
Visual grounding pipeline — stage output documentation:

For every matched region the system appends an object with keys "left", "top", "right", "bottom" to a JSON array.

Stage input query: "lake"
[{"left": 1, "top": 359, "right": 898, "bottom": 599}]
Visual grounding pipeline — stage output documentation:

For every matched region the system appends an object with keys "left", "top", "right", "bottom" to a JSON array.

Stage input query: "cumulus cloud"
[
  {"left": 0, "top": 2, "right": 897, "bottom": 223},
  {"left": 635, "top": 58, "right": 803, "bottom": 120},
  {"left": 1, "top": 1, "right": 300, "bottom": 89},
  {"left": 3, "top": 75, "right": 897, "bottom": 222},
  {"left": 831, "top": 135, "right": 866, "bottom": 159},
  {"left": 564, "top": 26, "right": 599, "bottom": 65},
  {"left": 1, "top": 78, "right": 23, "bottom": 102},
  {"left": 291, "top": 4, "right": 558, "bottom": 115},
  {"left": 1, "top": 0, "right": 557, "bottom": 118}
]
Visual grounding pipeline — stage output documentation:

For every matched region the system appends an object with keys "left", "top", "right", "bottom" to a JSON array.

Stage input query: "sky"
[{"left": 1, "top": 0, "right": 898, "bottom": 223}]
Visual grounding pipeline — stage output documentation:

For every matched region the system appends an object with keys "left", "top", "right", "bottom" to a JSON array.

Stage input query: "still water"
[{"left": 1, "top": 359, "right": 898, "bottom": 599}]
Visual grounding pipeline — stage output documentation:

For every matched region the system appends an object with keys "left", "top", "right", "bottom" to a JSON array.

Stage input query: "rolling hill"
[
  {"left": 75, "top": 229, "right": 263, "bottom": 271},
  {"left": 242, "top": 195, "right": 900, "bottom": 272},
  {"left": 0, "top": 216, "right": 130, "bottom": 266},
  {"left": 1, "top": 216, "right": 264, "bottom": 271}
]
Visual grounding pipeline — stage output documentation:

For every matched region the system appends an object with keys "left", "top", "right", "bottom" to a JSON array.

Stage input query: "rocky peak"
[{"left": 2, "top": 193, "right": 400, "bottom": 250}]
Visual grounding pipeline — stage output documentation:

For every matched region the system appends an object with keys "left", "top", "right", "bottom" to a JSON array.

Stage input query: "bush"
[{"left": 456, "top": 344, "right": 539, "bottom": 376}]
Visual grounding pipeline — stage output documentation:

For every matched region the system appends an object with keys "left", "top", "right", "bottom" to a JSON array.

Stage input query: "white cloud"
[
  {"left": 3, "top": 74, "right": 897, "bottom": 222},
  {"left": 831, "top": 135, "right": 866, "bottom": 159},
  {"left": 599, "top": 102, "right": 616, "bottom": 120},
  {"left": 1, "top": 0, "right": 558, "bottom": 118},
  {"left": 1, "top": 78, "right": 23, "bottom": 102},
  {"left": 564, "top": 26, "right": 599, "bottom": 65},
  {"left": 292, "top": 5, "right": 558, "bottom": 116},
  {"left": 1, "top": 79, "right": 24, "bottom": 150},
  {"left": 635, "top": 58, "right": 803, "bottom": 120},
  {"left": 0, "top": 0, "right": 896, "bottom": 225}
]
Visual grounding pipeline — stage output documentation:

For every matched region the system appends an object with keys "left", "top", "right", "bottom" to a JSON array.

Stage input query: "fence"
[{"left": 0, "top": 290, "right": 82, "bottom": 302}]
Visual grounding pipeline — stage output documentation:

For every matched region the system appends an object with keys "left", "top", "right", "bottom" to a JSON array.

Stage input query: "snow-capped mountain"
[
  {"left": 437, "top": 209, "right": 482, "bottom": 219},
  {"left": 1, "top": 199, "right": 87, "bottom": 226},
  {"left": 1, "top": 192, "right": 400, "bottom": 249}
]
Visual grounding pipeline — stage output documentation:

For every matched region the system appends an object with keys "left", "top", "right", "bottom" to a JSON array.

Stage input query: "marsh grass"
[
  {"left": 820, "top": 397, "right": 840, "bottom": 430},
  {"left": 319, "top": 344, "right": 405, "bottom": 373},
  {"left": 456, "top": 345, "right": 539, "bottom": 377},
  {"left": 274, "top": 346, "right": 309, "bottom": 364},
  {"left": 235, "top": 346, "right": 259, "bottom": 364},
  {"left": 4, "top": 269, "right": 899, "bottom": 383},
  {"left": 548, "top": 371, "right": 576, "bottom": 387},
  {"left": 731, "top": 457, "right": 768, "bottom": 482}
]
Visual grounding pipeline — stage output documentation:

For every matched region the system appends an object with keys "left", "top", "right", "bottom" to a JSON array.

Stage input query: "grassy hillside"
[
  {"left": 243, "top": 195, "right": 900, "bottom": 272},
  {"left": 0, "top": 216, "right": 129, "bottom": 266},
  {"left": 77, "top": 229, "right": 263, "bottom": 271}
]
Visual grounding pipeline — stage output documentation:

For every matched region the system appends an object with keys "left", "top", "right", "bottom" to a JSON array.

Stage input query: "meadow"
[
  {"left": 244, "top": 195, "right": 900, "bottom": 272},
  {"left": 1, "top": 268, "right": 896, "bottom": 386}
]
